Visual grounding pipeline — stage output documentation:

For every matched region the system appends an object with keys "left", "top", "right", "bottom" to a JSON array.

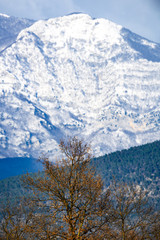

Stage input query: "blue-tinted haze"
[{"left": 0, "top": 0, "right": 159, "bottom": 43}]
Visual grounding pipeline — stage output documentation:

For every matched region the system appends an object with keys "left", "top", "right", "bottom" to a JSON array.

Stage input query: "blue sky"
[{"left": 0, "top": 0, "right": 160, "bottom": 43}]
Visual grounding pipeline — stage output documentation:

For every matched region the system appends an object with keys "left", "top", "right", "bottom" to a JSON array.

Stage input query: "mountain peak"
[
  {"left": 0, "top": 14, "right": 160, "bottom": 159},
  {"left": 17, "top": 13, "right": 123, "bottom": 51}
]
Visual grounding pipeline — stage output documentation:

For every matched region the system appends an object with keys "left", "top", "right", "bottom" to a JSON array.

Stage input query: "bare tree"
[
  {"left": 1, "top": 137, "right": 159, "bottom": 240},
  {"left": 104, "top": 181, "right": 160, "bottom": 240},
  {"left": 22, "top": 137, "right": 106, "bottom": 239},
  {"left": 0, "top": 197, "right": 34, "bottom": 240}
]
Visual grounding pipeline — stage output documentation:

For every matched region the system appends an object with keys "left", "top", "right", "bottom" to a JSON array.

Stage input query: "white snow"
[
  {"left": 0, "top": 13, "right": 160, "bottom": 159},
  {"left": 0, "top": 13, "right": 9, "bottom": 18},
  {"left": 141, "top": 39, "right": 156, "bottom": 48}
]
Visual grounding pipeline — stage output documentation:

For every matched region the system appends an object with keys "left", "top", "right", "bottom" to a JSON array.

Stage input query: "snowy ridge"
[
  {"left": 0, "top": 13, "right": 160, "bottom": 159},
  {"left": 0, "top": 13, "right": 35, "bottom": 52},
  {"left": 0, "top": 13, "right": 9, "bottom": 18}
]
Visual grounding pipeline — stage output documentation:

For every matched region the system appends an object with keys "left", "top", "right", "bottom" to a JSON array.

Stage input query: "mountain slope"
[
  {"left": 0, "top": 13, "right": 35, "bottom": 52},
  {"left": 0, "top": 13, "right": 160, "bottom": 159}
]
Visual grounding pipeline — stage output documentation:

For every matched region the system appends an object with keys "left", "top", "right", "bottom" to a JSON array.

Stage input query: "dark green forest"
[
  {"left": 91, "top": 140, "right": 160, "bottom": 206},
  {"left": 0, "top": 140, "right": 160, "bottom": 208}
]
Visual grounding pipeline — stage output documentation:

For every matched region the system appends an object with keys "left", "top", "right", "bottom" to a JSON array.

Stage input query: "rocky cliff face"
[{"left": 0, "top": 13, "right": 160, "bottom": 160}]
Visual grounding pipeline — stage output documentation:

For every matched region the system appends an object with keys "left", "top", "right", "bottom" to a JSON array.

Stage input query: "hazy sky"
[{"left": 0, "top": 0, "right": 160, "bottom": 43}]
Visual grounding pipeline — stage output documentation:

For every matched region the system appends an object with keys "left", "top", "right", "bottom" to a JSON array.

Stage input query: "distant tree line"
[
  {"left": 0, "top": 137, "right": 159, "bottom": 239},
  {"left": 91, "top": 140, "right": 160, "bottom": 208}
]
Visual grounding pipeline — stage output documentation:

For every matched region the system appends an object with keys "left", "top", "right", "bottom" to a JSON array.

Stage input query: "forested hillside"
[
  {"left": 0, "top": 140, "right": 160, "bottom": 208},
  {"left": 91, "top": 140, "right": 160, "bottom": 207}
]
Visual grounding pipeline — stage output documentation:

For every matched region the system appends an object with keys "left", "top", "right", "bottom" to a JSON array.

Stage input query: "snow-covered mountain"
[
  {"left": 0, "top": 13, "right": 160, "bottom": 160},
  {"left": 0, "top": 13, "right": 35, "bottom": 52}
]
